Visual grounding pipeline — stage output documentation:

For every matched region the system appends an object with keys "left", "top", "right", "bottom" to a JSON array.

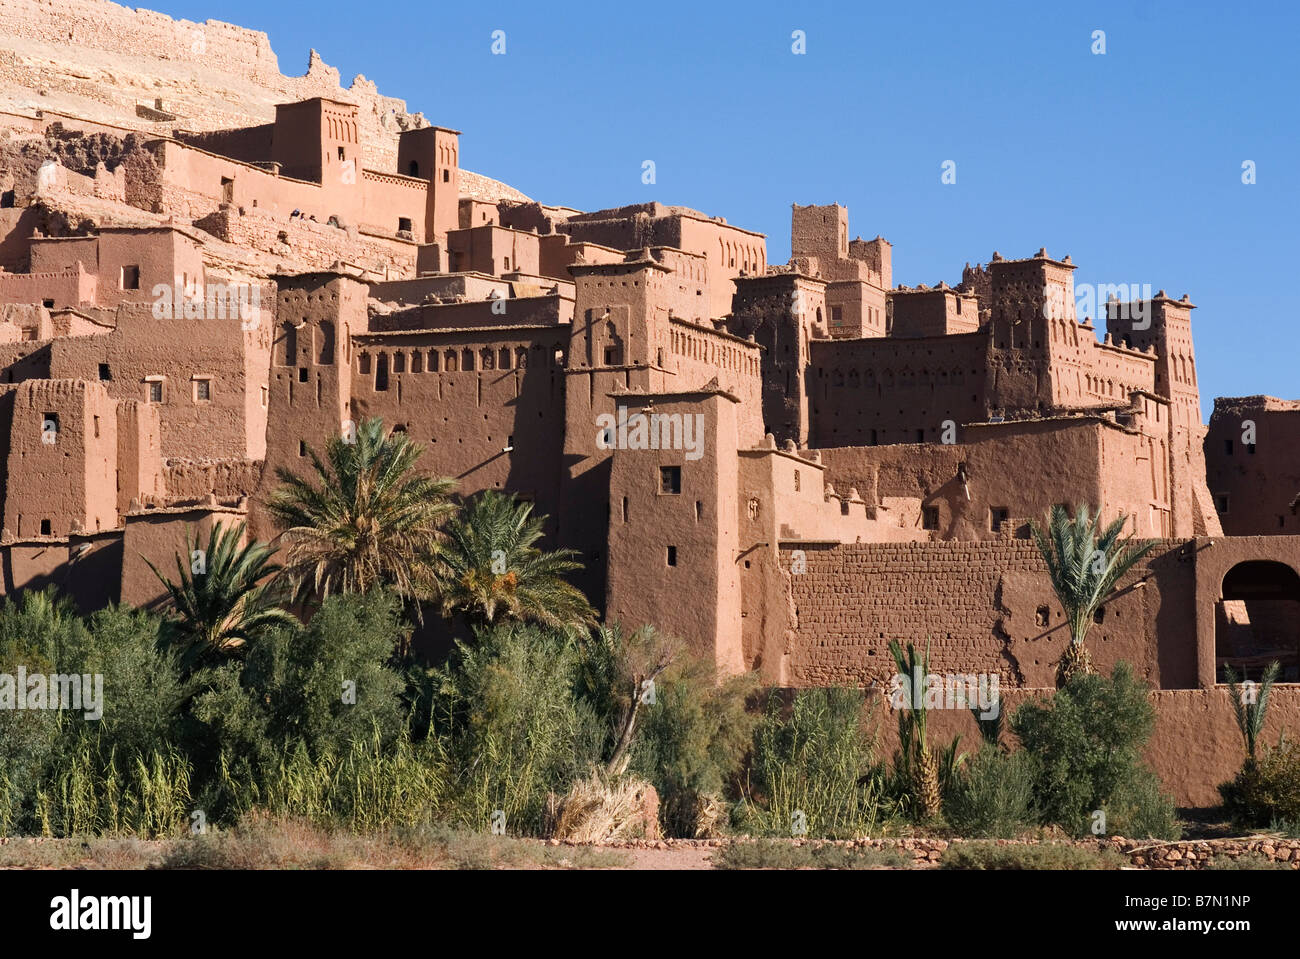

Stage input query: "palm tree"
[
  {"left": 437, "top": 489, "right": 596, "bottom": 633},
  {"left": 1029, "top": 503, "right": 1156, "bottom": 687},
  {"left": 889, "top": 638, "right": 943, "bottom": 820},
  {"left": 1225, "top": 660, "right": 1280, "bottom": 768},
  {"left": 265, "top": 417, "right": 456, "bottom": 606},
  {"left": 147, "top": 520, "right": 297, "bottom": 667}
]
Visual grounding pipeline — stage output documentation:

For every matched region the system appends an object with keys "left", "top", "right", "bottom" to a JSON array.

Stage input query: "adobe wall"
[
  {"left": 0, "top": 205, "right": 40, "bottom": 270},
  {"left": 816, "top": 420, "right": 1111, "bottom": 539},
  {"left": 728, "top": 273, "right": 824, "bottom": 448},
  {"left": 0, "top": 531, "right": 122, "bottom": 609},
  {"left": 49, "top": 306, "right": 268, "bottom": 460},
  {"left": 350, "top": 328, "right": 567, "bottom": 533},
  {"left": 1205, "top": 396, "right": 1300, "bottom": 535},
  {"left": 163, "top": 459, "right": 259, "bottom": 503},
  {"left": 808, "top": 331, "right": 989, "bottom": 447},
  {"left": 778, "top": 538, "right": 1197, "bottom": 690},
  {"left": 0, "top": 265, "right": 95, "bottom": 310},
  {"left": 889, "top": 288, "right": 978, "bottom": 339},
  {"left": 118, "top": 504, "right": 247, "bottom": 608},
  {"left": 195, "top": 205, "right": 418, "bottom": 278}
]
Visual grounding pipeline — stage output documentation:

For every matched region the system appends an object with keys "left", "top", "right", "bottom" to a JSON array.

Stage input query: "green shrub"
[
  {"left": 1106, "top": 764, "right": 1182, "bottom": 840},
  {"left": 1, "top": 598, "right": 191, "bottom": 837},
  {"left": 1011, "top": 663, "right": 1177, "bottom": 836},
  {"left": 941, "top": 842, "right": 1126, "bottom": 870},
  {"left": 944, "top": 744, "right": 1036, "bottom": 838},
  {"left": 713, "top": 839, "right": 908, "bottom": 870},
  {"left": 626, "top": 653, "right": 759, "bottom": 837},
  {"left": 188, "top": 591, "right": 412, "bottom": 821},
  {"left": 1219, "top": 739, "right": 1300, "bottom": 828},
  {"left": 431, "top": 621, "right": 603, "bottom": 834},
  {"left": 736, "top": 688, "right": 882, "bottom": 839}
]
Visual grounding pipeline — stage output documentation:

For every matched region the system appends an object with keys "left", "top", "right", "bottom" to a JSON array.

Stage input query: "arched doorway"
[{"left": 1216, "top": 560, "right": 1300, "bottom": 682}]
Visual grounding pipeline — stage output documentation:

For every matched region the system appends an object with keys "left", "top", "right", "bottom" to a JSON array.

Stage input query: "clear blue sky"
[{"left": 160, "top": 0, "right": 1298, "bottom": 420}]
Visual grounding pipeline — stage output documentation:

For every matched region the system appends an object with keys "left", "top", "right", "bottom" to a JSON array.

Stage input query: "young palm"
[
  {"left": 266, "top": 417, "right": 456, "bottom": 605},
  {"left": 147, "top": 520, "right": 297, "bottom": 667},
  {"left": 438, "top": 490, "right": 596, "bottom": 633},
  {"left": 1224, "top": 660, "right": 1281, "bottom": 768},
  {"left": 1029, "top": 503, "right": 1156, "bottom": 687},
  {"left": 889, "top": 639, "right": 942, "bottom": 820}
]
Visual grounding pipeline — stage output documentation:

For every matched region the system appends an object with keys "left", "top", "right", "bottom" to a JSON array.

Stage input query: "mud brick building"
[{"left": 0, "top": 0, "right": 1297, "bottom": 804}]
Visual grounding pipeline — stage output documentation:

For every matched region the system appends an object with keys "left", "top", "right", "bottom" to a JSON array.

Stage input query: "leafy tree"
[
  {"left": 266, "top": 417, "right": 456, "bottom": 607},
  {"left": 1011, "top": 663, "right": 1177, "bottom": 837},
  {"left": 437, "top": 490, "right": 595, "bottom": 633},
  {"left": 148, "top": 521, "right": 296, "bottom": 669},
  {"left": 1029, "top": 503, "right": 1155, "bottom": 686}
]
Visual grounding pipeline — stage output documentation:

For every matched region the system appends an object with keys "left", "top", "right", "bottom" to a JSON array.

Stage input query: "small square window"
[
  {"left": 40, "top": 519, "right": 51, "bottom": 536},
  {"left": 922, "top": 506, "right": 940, "bottom": 530},
  {"left": 42, "top": 298, "right": 54, "bottom": 309},
  {"left": 991, "top": 507, "right": 1010, "bottom": 532},
  {"left": 41, "top": 412, "right": 58, "bottom": 443},
  {"left": 442, "top": 169, "right": 450, "bottom": 183},
  {"left": 666, "top": 546, "right": 677, "bottom": 567},
  {"left": 1216, "top": 493, "right": 1229, "bottom": 514},
  {"left": 398, "top": 217, "right": 412, "bottom": 233},
  {"left": 146, "top": 380, "right": 163, "bottom": 403},
  {"left": 121, "top": 265, "right": 141, "bottom": 290},
  {"left": 194, "top": 379, "right": 212, "bottom": 402},
  {"left": 660, "top": 466, "right": 681, "bottom": 494},
  {"left": 298, "top": 368, "right": 309, "bottom": 383},
  {"left": 98, "top": 363, "right": 111, "bottom": 381}
]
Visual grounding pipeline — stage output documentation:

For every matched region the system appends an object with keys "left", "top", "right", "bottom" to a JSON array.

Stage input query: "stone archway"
[{"left": 1216, "top": 560, "right": 1300, "bottom": 682}]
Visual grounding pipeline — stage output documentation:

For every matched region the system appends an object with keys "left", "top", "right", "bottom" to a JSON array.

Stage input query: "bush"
[
  {"left": 941, "top": 842, "right": 1126, "bottom": 870},
  {"left": 1011, "top": 663, "right": 1178, "bottom": 837},
  {"left": 736, "top": 688, "right": 882, "bottom": 839},
  {"left": 713, "top": 839, "right": 908, "bottom": 870},
  {"left": 1107, "top": 764, "right": 1182, "bottom": 840},
  {"left": 1, "top": 597, "right": 192, "bottom": 837},
  {"left": 431, "top": 621, "right": 603, "bottom": 834},
  {"left": 944, "top": 745, "right": 1036, "bottom": 838},
  {"left": 1219, "top": 739, "right": 1300, "bottom": 828},
  {"left": 188, "top": 590, "right": 413, "bottom": 821},
  {"left": 626, "top": 653, "right": 759, "bottom": 837}
]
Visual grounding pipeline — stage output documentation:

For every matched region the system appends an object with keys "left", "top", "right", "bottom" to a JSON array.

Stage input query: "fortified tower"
[
  {"left": 985, "top": 249, "right": 1075, "bottom": 416},
  {"left": 396, "top": 126, "right": 462, "bottom": 246}
]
